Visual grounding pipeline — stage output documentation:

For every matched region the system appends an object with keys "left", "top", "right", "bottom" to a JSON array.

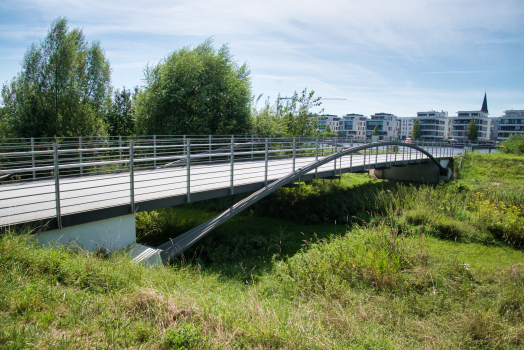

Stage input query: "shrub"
[{"left": 500, "top": 134, "right": 524, "bottom": 155}]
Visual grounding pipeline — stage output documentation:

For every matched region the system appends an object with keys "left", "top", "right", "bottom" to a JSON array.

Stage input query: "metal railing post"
[
  {"left": 129, "top": 140, "right": 135, "bottom": 213},
  {"left": 364, "top": 148, "right": 367, "bottom": 170},
  {"left": 53, "top": 143, "right": 62, "bottom": 228},
  {"left": 334, "top": 137, "right": 338, "bottom": 172},
  {"left": 79, "top": 136, "right": 83, "bottom": 175},
  {"left": 31, "top": 137, "right": 35, "bottom": 179},
  {"left": 119, "top": 136, "right": 122, "bottom": 171},
  {"left": 153, "top": 135, "right": 157, "bottom": 168},
  {"left": 251, "top": 135, "right": 254, "bottom": 162},
  {"left": 315, "top": 137, "right": 319, "bottom": 178},
  {"left": 265, "top": 138, "right": 269, "bottom": 186},
  {"left": 187, "top": 138, "right": 191, "bottom": 203},
  {"left": 183, "top": 135, "right": 186, "bottom": 161},
  {"left": 293, "top": 137, "right": 296, "bottom": 172},
  {"left": 230, "top": 135, "right": 234, "bottom": 195},
  {"left": 350, "top": 150, "right": 353, "bottom": 172},
  {"left": 209, "top": 135, "right": 212, "bottom": 164},
  {"left": 375, "top": 145, "right": 378, "bottom": 167}
]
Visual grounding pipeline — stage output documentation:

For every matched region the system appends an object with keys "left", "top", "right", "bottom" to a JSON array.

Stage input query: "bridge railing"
[{"left": 0, "top": 136, "right": 456, "bottom": 229}]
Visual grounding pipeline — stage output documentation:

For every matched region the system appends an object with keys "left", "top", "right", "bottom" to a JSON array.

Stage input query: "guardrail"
[{"left": 0, "top": 136, "right": 455, "bottom": 229}]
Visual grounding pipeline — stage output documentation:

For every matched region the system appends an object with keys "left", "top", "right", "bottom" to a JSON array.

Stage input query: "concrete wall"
[
  {"left": 36, "top": 214, "right": 136, "bottom": 251},
  {"left": 374, "top": 161, "right": 452, "bottom": 183}
]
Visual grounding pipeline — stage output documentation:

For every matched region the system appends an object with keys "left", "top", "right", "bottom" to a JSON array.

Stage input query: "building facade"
[
  {"left": 397, "top": 117, "right": 414, "bottom": 140},
  {"left": 497, "top": 110, "right": 524, "bottom": 141},
  {"left": 366, "top": 113, "right": 398, "bottom": 140},
  {"left": 416, "top": 111, "right": 449, "bottom": 141},
  {"left": 316, "top": 114, "right": 341, "bottom": 133},
  {"left": 338, "top": 114, "right": 367, "bottom": 139},
  {"left": 450, "top": 94, "right": 491, "bottom": 143}
]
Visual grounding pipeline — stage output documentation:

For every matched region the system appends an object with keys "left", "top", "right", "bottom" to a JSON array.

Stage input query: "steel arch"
[{"left": 156, "top": 141, "right": 450, "bottom": 262}]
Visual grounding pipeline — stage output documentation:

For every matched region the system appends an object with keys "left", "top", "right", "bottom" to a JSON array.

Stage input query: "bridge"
[{"left": 0, "top": 136, "right": 454, "bottom": 264}]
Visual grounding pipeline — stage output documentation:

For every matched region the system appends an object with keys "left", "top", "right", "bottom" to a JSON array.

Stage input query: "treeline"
[{"left": 0, "top": 18, "right": 329, "bottom": 139}]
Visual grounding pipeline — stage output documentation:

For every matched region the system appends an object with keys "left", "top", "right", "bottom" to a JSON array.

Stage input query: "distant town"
[{"left": 315, "top": 94, "right": 522, "bottom": 144}]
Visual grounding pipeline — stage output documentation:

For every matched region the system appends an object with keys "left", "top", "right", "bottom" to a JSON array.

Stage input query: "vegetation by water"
[{"left": 1, "top": 152, "right": 524, "bottom": 348}]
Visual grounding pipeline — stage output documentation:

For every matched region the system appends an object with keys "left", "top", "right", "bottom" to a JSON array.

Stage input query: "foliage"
[
  {"left": 501, "top": 134, "right": 524, "bottom": 155},
  {"left": 467, "top": 117, "right": 479, "bottom": 142},
  {"left": 105, "top": 87, "right": 137, "bottom": 136},
  {"left": 372, "top": 124, "right": 380, "bottom": 136},
  {"left": 325, "top": 123, "right": 332, "bottom": 133},
  {"left": 412, "top": 119, "right": 422, "bottom": 140},
  {"left": 162, "top": 323, "right": 206, "bottom": 349},
  {"left": 250, "top": 89, "right": 323, "bottom": 137},
  {"left": 468, "top": 192, "right": 524, "bottom": 246},
  {"left": 135, "top": 38, "right": 252, "bottom": 136},
  {"left": 1, "top": 17, "right": 111, "bottom": 138},
  {"left": 249, "top": 95, "right": 288, "bottom": 137}
]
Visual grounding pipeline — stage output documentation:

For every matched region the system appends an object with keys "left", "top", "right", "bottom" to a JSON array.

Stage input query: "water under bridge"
[{"left": 0, "top": 136, "right": 455, "bottom": 264}]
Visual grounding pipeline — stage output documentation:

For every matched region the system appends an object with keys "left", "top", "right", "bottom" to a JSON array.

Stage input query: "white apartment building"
[
  {"left": 338, "top": 114, "right": 368, "bottom": 140},
  {"left": 416, "top": 111, "right": 449, "bottom": 141},
  {"left": 397, "top": 117, "right": 414, "bottom": 140},
  {"left": 366, "top": 113, "right": 398, "bottom": 141},
  {"left": 450, "top": 94, "right": 491, "bottom": 143},
  {"left": 316, "top": 114, "right": 341, "bottom": 133},
  {"left": 450, "top": 111, "right": 490, "bottom": 142},
  {"left": 497, "top": 110, "right": 524, "bottom": 141}
]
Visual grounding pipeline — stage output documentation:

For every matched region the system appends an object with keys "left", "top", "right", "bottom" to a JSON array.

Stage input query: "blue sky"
[{"left": 1, "top": 0, "right": 523, "bottom": 118}]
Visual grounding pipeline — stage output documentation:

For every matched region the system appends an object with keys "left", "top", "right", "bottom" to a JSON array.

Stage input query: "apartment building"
[
  {"left": 416, "top": 111, "right": 449, "bottom": 141},
  {"left": 397, "top": 117, "right": 414, "bottom": 140},
  {"left": 338, "top": 113, "right": 367, "bottom": 139},
  {"left": 366, "top": 113, "right": 398, "bottom": 141},
  {"left": 316, "top": 114, "right": 341, "bottom": 133},
  {"left": 450, "top": 94, "right": 490, "bottom": 142},
  {"left": 497, "top": 110, "right": 524, "bottom": 141}
]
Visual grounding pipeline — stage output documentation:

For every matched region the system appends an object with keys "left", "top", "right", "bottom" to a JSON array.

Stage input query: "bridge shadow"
[{"left": 137, "top": 175, "right": 426, "bottom": 279}]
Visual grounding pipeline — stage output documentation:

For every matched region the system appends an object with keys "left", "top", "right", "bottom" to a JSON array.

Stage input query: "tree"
[
  {"left": 278, "top": 89, "right": 322, "bottom": 136},
  {"left": 325, "top": 124, "right": 332, "bottom": 133},
  {"left": 105, "top": 87, "right": 136, "bottom": 136},
  {"left": 1, "top": 17, "right": 111, "bottom": 138},
  {"left": 412, "top": 119, "right": 422, "bottom": 140},
  {"left": 135, "top": 39, "right": 252, "bottom": 135},
  {"left": 251, "top": 89, "right": 322, "bottom": 137},
  {"left": 467, "top": 117, "right": 479, "bottom": 142},
  {"left": 372, "top": 125, "right": 380, "bottom": 136}
]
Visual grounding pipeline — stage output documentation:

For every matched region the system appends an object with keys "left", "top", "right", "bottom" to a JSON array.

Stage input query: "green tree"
[
  {"left": 372, "top": 125, "right": 380, "bottom": 136},
  {"left": 279, "top": 89, "right": 322, "bottom": 136},
  {"left": 250, "top": 95, "right": 287, "bottom": 137},
  {"left": 325, "top": 124, "right": 332, "bottom": 133},
  {"left": 250, "top": 89, "right": 322, "bottom": 137},
  {"left": 467, "top": 117, "right": 479, "bottom": 142},
  {"left": 135, "top": 39, "right": 252, "bottom": 135},
  {"left": 1, "top": 17, "right": 111, "bottom": 138},
  {"left": 412, "top": 119, "right": 422, "bottom": 140},
  {"left": 105, "top": 87, "right": 136, "bottom": 136}
]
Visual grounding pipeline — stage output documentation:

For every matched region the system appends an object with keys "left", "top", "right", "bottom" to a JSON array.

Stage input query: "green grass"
[
  {"left": 2, "top": 224, "right": 524, "bottom": 349},
  {"left": 457, "top": 152, "right": 524, "bottom": 190},
  {"left": 2, "top": 152, "right": 524, "bottom": 348}
]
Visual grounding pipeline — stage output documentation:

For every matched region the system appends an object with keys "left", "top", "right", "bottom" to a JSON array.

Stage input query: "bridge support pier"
[
  {"left": 374, "top": 161, "right": 452, "bottom": 183},
  {"left": 36, "top": 214, "right": 137, "bottom": 252}
]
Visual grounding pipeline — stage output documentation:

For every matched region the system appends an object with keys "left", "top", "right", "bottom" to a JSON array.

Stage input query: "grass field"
[{"left": 1, "top": 152, "right": 524, "bottom": 349}]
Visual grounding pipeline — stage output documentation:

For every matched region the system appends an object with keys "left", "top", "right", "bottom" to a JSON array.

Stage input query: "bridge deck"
[{"left": 0, "top": 150, "right": 447, "bottom": 228}]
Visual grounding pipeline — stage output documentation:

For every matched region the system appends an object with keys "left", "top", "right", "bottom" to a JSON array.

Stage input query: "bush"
[{"left": 501, "top": 134, "right": 524, "bottom": 155}]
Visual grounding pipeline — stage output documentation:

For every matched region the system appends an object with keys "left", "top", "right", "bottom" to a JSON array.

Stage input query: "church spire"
[{"left": 481, "top": 92, "right": 488, "bottom": 114}]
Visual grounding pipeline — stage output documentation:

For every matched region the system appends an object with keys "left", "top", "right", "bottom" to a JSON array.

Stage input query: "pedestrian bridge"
[{"left": 0, "top": 136, "right": 454, "bottom": 263}]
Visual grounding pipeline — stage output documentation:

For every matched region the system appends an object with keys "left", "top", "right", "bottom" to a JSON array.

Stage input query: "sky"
[{"left": 1, "top": 0, "right": 523, "bottom": 118}]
